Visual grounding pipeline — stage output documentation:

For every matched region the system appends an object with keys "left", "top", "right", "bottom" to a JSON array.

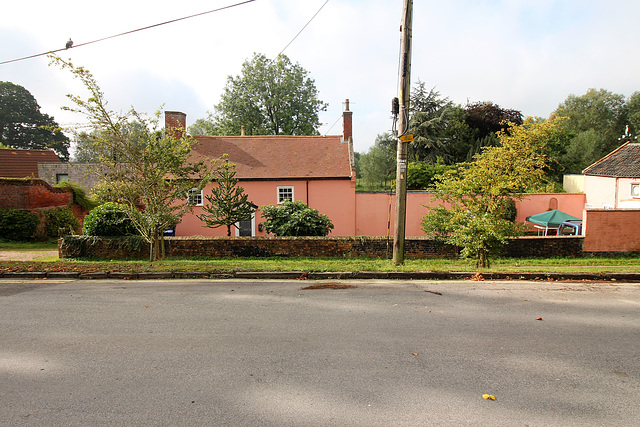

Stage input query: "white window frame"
[
  {"left": 187, "top": 188, "right": 203, "bottom": 206},
  {"left": 277, "top": 186, "right": 294, "bottom": 204},
  {"left": 631, "top": 183, "right": 640, "bottom": 198}
]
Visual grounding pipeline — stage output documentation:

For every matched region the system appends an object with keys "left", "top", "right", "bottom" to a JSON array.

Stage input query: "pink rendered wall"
[
  {"left": 583, "top": 209, "right": 640, "bottom": 252},
  {"left": 175, "top": 179, "right": 356, "bottom": 237},
  {"left": 354, "top": 192, "right": 586, "bottom": 237}
]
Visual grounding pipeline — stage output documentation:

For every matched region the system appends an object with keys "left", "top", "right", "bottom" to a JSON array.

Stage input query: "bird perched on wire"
[{"left": 65, "top": 39, "right": 73, "bottom": 49}]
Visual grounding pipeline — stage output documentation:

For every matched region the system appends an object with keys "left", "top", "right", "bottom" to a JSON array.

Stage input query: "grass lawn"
[{"left": 1, "top": 241, "right": 640, "bottom": 275}]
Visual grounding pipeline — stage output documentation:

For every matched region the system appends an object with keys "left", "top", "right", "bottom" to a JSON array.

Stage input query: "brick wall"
[
  {"left": 59, "top": 235, "right": 584, "bottom": 259},
  {"left": 0, "top": 178, "right": 72, "bottom": 209},
  {"left": 584, "top": 209, "right": 640, "bottom": 252}
]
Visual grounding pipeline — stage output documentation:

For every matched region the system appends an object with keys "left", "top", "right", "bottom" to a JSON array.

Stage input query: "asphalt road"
[{"left": 1, "top": 279, "right": 639, "bottom": 426}]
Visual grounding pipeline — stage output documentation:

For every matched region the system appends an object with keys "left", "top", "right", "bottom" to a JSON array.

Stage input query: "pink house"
[
  {"left": 167, "top": 104, "right": 357, "bottom": 237},
  {"left": 582, "top": 142, "right": 640, "bottom": 209}
]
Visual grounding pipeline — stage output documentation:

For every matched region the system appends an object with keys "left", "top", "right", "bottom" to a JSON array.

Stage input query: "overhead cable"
[{"left": 0, "top": 0, "right": 258, "bottom": 66}]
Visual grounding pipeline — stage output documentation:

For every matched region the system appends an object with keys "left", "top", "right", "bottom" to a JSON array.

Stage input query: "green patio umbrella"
[{"left": 525, "top": 209, "right": 581, "bottom": 235}]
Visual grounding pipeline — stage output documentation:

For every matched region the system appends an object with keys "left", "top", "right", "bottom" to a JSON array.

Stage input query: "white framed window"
[
  {"left": 631, "top": 183, "right": 640, "bottom": 198},
  {"left": 277, "top": 186, "right": 294, "bottom": 204},
  {"left": 187, "top": 188, "right": 203, "bottom": 206}
]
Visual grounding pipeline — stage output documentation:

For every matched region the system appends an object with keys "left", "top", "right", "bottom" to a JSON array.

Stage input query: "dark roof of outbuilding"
[
  {"left": 0, "top": 149, "right": 61, "bottom": 178},
  {"left": 582, "top": 142, "right": 640, "bottom": 178}
]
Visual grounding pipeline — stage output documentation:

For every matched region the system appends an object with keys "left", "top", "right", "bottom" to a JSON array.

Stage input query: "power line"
[
  {"left": 0, "top": 0, "right": 258, "bottom": 66},
  {"left": 276, "top": 0, "right": 329, "bottom": 58}
]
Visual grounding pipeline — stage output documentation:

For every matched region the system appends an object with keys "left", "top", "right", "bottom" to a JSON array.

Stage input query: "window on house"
[
  {"left": 277, "top": 186, "right": 294, "bottom": 204},
  {"left": 632, "top": 183, "right": 640, "bottom": 198},
  {"left": 187, "top": 188, "right": 203, "bottom": 206},
  {"left": 56, "top": 173, "right": 69, "bottom": 183}
]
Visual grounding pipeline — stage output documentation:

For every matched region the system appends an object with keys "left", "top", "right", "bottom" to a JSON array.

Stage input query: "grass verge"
[{"left": 1, "top": 254, "right": 640, "bottom": 275}]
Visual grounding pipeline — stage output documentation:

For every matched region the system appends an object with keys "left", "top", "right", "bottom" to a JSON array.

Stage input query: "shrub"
[
  {"left": 261, "top": 200, "right": 334, "bottom": 236},
  {"left": 55, "top": 181, "right": 98, "bottom": 210},
  {"left": 82, "top": 202, "right": 139, "bottom": 236},
  {"left": 0, "top": 208, "right": 40, "bottom": 241},
  {"left": 44, "top": 206, "right": 80, "bottom": 237}
]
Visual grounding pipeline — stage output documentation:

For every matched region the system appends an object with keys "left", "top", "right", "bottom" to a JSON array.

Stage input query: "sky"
[{"left": 2, "top": 0, "right": 640, "bottom": 155}]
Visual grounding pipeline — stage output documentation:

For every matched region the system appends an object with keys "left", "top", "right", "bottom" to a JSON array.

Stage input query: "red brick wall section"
[
  {"left": 0, "top": 178, "right": 72, "bottom": 210},
  {"left": 584, "top": 209, "right": 640, "bottom": 252}
]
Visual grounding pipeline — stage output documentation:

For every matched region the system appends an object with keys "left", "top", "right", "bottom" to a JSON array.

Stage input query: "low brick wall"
[
  {"left": 502, "top": 236, "right": 584, "bottom": 258},
  {"left": 59, "top": 235, "right": 585, "bottom": 259}
]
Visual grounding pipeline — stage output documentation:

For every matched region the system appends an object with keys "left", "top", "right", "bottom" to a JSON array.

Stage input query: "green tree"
[
  {"left": 50, "top": 55, "right": 218, "bottom": 260},
  {"left": 624, "top": 91, "right": 640, "bottom": 137},
  {"left": 422, "top": 117, "right": 564, "bottom": 268},
  {"left": 408, "top": 82, "right": 453, "bottom": 163},
  {"left": 406, "top": 160, "right": 455, "bottom": 190},
  {"left": 0, "top": 81, "right": 70, "bottom": 160},
  {"left": 358, "top": 133, "right": 396, "bottom": 190},
  {"left": 197, "top": 53, "right": 327, "bottom": 136},
  {"left": 261, "top": 200, "right": 333, "bottom": 236},
  {"left": 197, "top": 158, "right": 256, "bottom": 236},
  {"left": 555, "top": 88, "right": 628, "bottom": 173}
]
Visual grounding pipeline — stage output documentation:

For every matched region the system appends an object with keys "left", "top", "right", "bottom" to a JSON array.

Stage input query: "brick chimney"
[
  {"left": 342, "top": 99, "right": 352, "bottom": 143},
  {"left": 165, "top": 111, "right": 187, "bottom": 139}
]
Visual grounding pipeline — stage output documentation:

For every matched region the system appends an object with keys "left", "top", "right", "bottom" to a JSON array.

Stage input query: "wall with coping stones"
[{"left": 59, "top": 236, "right": 584, "bottom": 259}]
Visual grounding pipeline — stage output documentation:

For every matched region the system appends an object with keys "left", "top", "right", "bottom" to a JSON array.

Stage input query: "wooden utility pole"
[{"left": 393, "top": 0, "right": 413, "bottom": 265}]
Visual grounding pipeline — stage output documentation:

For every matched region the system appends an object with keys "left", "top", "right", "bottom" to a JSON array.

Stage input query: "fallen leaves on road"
[
  {"left": 482, "top": 394, "right": 496, "bottom": 401},
  {"left": 471, "top": 272, "right": 485, "bottom": 281}
]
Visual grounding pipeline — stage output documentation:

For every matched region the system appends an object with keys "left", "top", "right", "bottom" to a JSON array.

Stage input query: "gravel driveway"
[{"left": 0, "top": 250, "right": 59, "bottom": 261}]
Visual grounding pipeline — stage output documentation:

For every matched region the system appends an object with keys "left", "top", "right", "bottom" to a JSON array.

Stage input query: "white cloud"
[{"left": 2, "top": 0, "right": 640, "bottom": 154}]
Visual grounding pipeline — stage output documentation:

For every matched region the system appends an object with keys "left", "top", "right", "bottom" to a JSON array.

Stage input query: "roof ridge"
[{"left": 582, "top": 141, "right": 630, "bottom": 174}]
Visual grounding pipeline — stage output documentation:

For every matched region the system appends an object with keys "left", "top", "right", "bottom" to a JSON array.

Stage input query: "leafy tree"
[
  {"left": 358, "top": 133, "right": 396, "bottom": 191},
  {"left": 50, "top": 55, "right": 218, "bottom": 260},
  {"left": 406, "top": 160, "right": 455, "bottom": 191},
  {"left": 0, "top": 81, "right": 70, "bottom": 160},
  {"left": 464, "top": 101, "right": 523, "bottom": 141},
  {"left": 261, "top": 200, "right": 334, "bottom": 236},
  {"left": 554, "top": 88, "right": 628, "bottom": 173},
  {"left": 197, "top": 53, "right": 327, "bottom": 136},
  {"left": 421, "top": 117, "right": 564, "bottom": 268},
  {"left": 627, "top": 91, "right": 640, "bottom": 135},
  {"left": 408, "top": 82, "right": 454, "bottom": 163},
  {"left": 197, "top": 158, "right": 256, "bottom": 236}
]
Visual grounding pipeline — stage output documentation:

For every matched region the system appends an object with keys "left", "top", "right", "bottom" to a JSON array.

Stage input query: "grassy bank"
[{"left": 2, "top": 254, "right": 640, "bottom": 275}]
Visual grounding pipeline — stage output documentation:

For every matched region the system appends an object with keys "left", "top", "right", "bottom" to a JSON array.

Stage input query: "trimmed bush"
[
  {"left": 44, "top": 206, "right": 80, "bottom": 237},
  {"left": 82, "top": 202, "right": 140, "bottom": 236},
  {"left": 261, "top": 200, "right": 334, "bottom": 236},
  {"left": 0, "top": 208, "right": 40, "bottom": 241}
]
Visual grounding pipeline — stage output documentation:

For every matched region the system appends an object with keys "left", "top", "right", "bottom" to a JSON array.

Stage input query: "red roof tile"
[
  {"left": 0, "top": 149, "right": 61, "bottom": 178},
  {"left": 191, "top": 135, "right": 352, "bottom": 180}
]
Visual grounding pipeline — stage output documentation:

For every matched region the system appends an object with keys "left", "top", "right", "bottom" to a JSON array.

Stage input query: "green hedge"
[
  {"left": 44, "top": 206, "right": 80, "bottom": 237},
  {"left": 0, "top": 208, "right": 40, "bottom": 241}
]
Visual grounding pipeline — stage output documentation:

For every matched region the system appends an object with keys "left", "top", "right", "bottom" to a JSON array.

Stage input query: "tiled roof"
[
  {"left": 191, "top": 135, "right": 352, "bottom": 180},
  {"left": 582, "top": 142, "right": 640, "bottom": 178},
  {"left": 0, "top": 149, "right": 61, "bottom": 178}
]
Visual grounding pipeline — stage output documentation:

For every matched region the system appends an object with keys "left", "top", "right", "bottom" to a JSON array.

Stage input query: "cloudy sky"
[{"left": 2, "top": 0, "right": 640, "bottom": 154}]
